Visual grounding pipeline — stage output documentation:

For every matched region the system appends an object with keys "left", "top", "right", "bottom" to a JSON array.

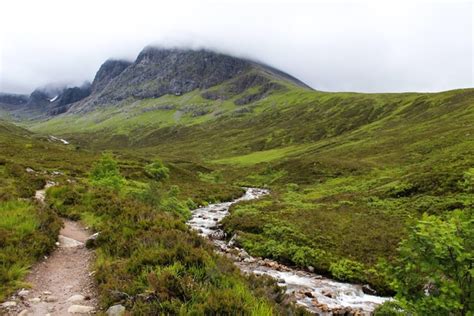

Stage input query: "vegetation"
[
  {"left": 383, "top": 210, "right": 473, "bottom": 315},
  {"left": 45, "top": 156, "right": 305, "bottom": 314},
  {"left": 1, "top": 77, "right": 473, "bottom": 313}
]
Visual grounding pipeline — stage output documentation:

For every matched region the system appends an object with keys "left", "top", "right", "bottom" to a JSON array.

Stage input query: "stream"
[{"left": 187, "top": 188, "right": 390, "bottom": 315}]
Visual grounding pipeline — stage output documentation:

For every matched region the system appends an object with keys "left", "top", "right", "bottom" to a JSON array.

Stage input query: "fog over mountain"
[{"left": 0, "top": 0, "right": 472, "bottom": 94}]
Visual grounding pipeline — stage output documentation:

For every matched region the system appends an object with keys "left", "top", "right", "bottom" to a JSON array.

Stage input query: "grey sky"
[{"left": 0, "top": 0, "right": 472, "bottom": 94}]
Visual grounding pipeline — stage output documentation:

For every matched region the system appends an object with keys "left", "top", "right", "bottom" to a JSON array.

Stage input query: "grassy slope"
[
  {"left": 26, "top": 83, "right": 474, "bottom": 293},
  {"left": 0, "top": 120, "right": 306, "bottom": 314}
]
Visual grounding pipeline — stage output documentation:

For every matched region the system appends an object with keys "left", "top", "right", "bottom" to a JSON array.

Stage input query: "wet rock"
[
  {"left": 362, "top": 284, "right": 377, "bottom": 295},
  {"left": 304, "top": 291, "right": 314, "bottom": 298},
  {"left": 67, "top": 305, "right": 95, "bottom": 314},
  {"left": 243, "top": 257, "right": 255, "bottom": 263},
  {"left": 106, "top": 304, "right": 126, "bottom": 316},
  {"left": 67, "top": 294, "right": 85, "bottom": 302},
  {"left": 322, "top": 289, "right": 335, "bottom": 298},
  {"left": 209, "top": 231, "right": 225, "bottom": 240}
]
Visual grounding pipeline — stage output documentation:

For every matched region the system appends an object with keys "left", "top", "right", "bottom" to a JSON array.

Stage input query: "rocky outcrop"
[
  {"left": 91, "top": 59, "right": 132, "bottom": 93},
  {"left": 0, "top": 93, "right": 29, "bottom": 108},
  {"left": 0, "top": 46, "right": 312, "bottom": 117},
  {"left": 90, "top": 48, "right": 252, "bottom": 105}
]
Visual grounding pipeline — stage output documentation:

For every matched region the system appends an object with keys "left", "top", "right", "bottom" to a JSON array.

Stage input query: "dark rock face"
[
  {"left": 58, "top": 85, "right": 92, "bottom": 107},
  {"left": 91, "top": 48, "right": 252, "bottom": 105},
  {"left": 1, "top": 47, "right": 312, "bottom": 117},
  {"left": 0, "top": 93, "right": 29, "bottom": 107},
  {"left": 48, "top": 84, "right": 92, "bottom": 115},
  {"left": 27, "top": 90, "right": 51, "bottom": 108},
  {"left": 91, "top": 60, "right": 132, "bottom": 93}
]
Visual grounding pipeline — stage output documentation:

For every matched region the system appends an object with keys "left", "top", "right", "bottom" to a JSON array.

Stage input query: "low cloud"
[{"left": 0, "top": 0, "right": 472, "bottom": 94}]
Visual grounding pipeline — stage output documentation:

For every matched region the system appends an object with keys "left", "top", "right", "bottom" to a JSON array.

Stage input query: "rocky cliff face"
[
  {"left": 0, "top": 47, "right": 311, "bottom": 117},
  {"left": 0, "top": 93, "right": 29, "bottom": 108},
  {"left": 88, "top": 48, "right": 252, "bottom": 105},
  {"left": 91, "top": 60, "right": 132, "bottom": 93}
]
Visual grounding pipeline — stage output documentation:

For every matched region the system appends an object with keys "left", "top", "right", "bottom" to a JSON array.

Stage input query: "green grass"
[
  {"left": 213, "top": 145, "right": 308, "bottom": 165},
  {"left": 1, "top": 79, "right": 473, "bottom": 310}
]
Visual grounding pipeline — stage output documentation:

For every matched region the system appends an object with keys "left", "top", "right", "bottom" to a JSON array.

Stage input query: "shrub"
[
  {"left": 329, "top": 258, "right": 366, "bottom": 283},
  {"left": 89, "top": 154, "right": 125, "bottom": 190},
  {"left": 385, "top": 210, "right": 473, "bottom": 315},
  {"left": 144, "top": 159, "right": 169, "bottom": 182}
]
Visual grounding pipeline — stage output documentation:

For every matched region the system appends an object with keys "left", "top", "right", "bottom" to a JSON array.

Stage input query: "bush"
[
  {"left": 144, "top": 159, "right": 169, "bottom": 182},
  {"left": 374, "top": 301, "right": 405, "bottom": 316},
  {"left": 89, "top": 154, "right": 125, "bottom": 190},
  {"left": 385, "top": 210, "right": 473, "bottom": 315},
  {"left": 329, "top": 258, "right": 366, "bottom": 283}
]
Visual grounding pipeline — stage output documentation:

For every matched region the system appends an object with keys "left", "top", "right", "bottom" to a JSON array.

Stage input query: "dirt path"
[{"left": 2, "top": 183, "right": 98, "bottom": 315}]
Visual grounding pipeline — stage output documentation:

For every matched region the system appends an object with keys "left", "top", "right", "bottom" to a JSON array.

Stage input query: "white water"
[
  {"left": 49, "top": 135, "right": 69, "bottom": 145},
  {"left": 187, "top": 188, "right": 390, "bottom": 315}
]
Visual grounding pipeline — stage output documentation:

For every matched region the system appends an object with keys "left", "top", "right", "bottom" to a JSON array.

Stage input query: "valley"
[{"left": 0, "top": 47, "right": 472, "bottom": 315}]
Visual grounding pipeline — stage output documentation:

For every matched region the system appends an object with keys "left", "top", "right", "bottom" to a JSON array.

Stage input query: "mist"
[{"left": 0, "top": 0, "right": 472, "bottom": 94}]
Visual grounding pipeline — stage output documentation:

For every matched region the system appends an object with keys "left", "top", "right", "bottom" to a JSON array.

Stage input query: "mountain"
[
  {"left": 0, "top": 47, "right": 310, "bottom": 119},
  {"left": 0, "top": 83, "right": 92, "bottom": 119},
  {"left": 69, "top": 47, "right": 310, "bottom": 113}
]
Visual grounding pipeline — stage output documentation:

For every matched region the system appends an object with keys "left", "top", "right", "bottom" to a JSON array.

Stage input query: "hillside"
[{"left": 0, "top": 47, "right": 473, "bottom": 314}]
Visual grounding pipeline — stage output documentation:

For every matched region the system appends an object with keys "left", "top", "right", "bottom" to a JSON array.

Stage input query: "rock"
[
  {"left": 106, "top": 304, "right": 126, "bottom": 316},
  {"left": 307, "top": 265, "right": 315, "bottom": 273},
  {"left": 25, "top": 167, "right": 35, "bottom": 173},
  {"left": 85, "top": 232, "right": 99, "bottom": 249},
  {"left": 28, "top": 298, "right": 41, "bottom": 303},
  {"left": 362, "top": 284, "right": 377, "bottom": 295},
  {"left": 322, "top": 289, "right": 335, "bottom": 298},
  {"left": 1, "top": 301, "right": 17, "bottom": 308},
  {"left": 303, "top": 291, "right": 314, "bottom": 298},
  {"left": 67, "top": 305, "right": 95, "bottom": 314},
  {"left": 44, "top": 295, "right": 58, "bottom": 302},
  {"left": 43, "top": 291, "right": 52, "bottom": 295},
  {"left": 18, "top": 310, "right": 30, "bottom": 316},
  {"left": 67, "top": 294, "right": 85, "bottom": 302},
  {"left": 59, "top": 235, "right": 84, "bottom": 248},
  {"left": 18, "top": 289, "right": 30, "bottom": 297}
]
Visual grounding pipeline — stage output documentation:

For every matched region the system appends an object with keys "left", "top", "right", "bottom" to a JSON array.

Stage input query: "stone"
[
  {"left": 86, "top": 232, "right": 100, "bottom": 248},
  {"left": 307, "top": 265, "right": 315, "bottom": 273},
  {"left": 322, "top": 289, "right": 335, "bottom": 298},
  {"left": 44, "top": 295, "right": 58, "bottom": 302},
  {"left": 67, "top": 305, "right": 95, "bottom": 314},
  {"left": 18, "top": 310, "right": 30, "bottom": 316},
  {"left": 1, "top": 301, "right": 17, "bottom": 308},
  {"left": 58, "top": 235, "right": 84, "bottom": 248},
  {"left": 304, "top": 291, "right": 314, "bottom": 298},
  {"left": 25, "top": 167, "right": 35, "bottom": 173},
  {"left": 28, "top": 297, "right": 41, "bottom": 303},
  {"left": 18, "top": 289, "right": 30, "bottom": 297},
  {"left": 67, "top": 294, "right": 85, "bottom": 302},
  {"left": 43, "top": 291, "right": 52, "bottom": 295},
  {"left": 106, "top": 304, "right": 126, "bottom": 316}
]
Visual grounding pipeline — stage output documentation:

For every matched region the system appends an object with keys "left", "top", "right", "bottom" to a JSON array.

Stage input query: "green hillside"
[
  {"left": 1, "top": 47, "right": 472, "bottom": 314},
  {"left": 27, "top": 83, "right": 474, "bottom": 295}
]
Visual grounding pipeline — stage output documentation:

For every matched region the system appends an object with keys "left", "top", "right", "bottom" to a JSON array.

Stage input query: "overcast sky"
[{"left": 0, "top": 0, "right": 472, "bottom": 94}]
